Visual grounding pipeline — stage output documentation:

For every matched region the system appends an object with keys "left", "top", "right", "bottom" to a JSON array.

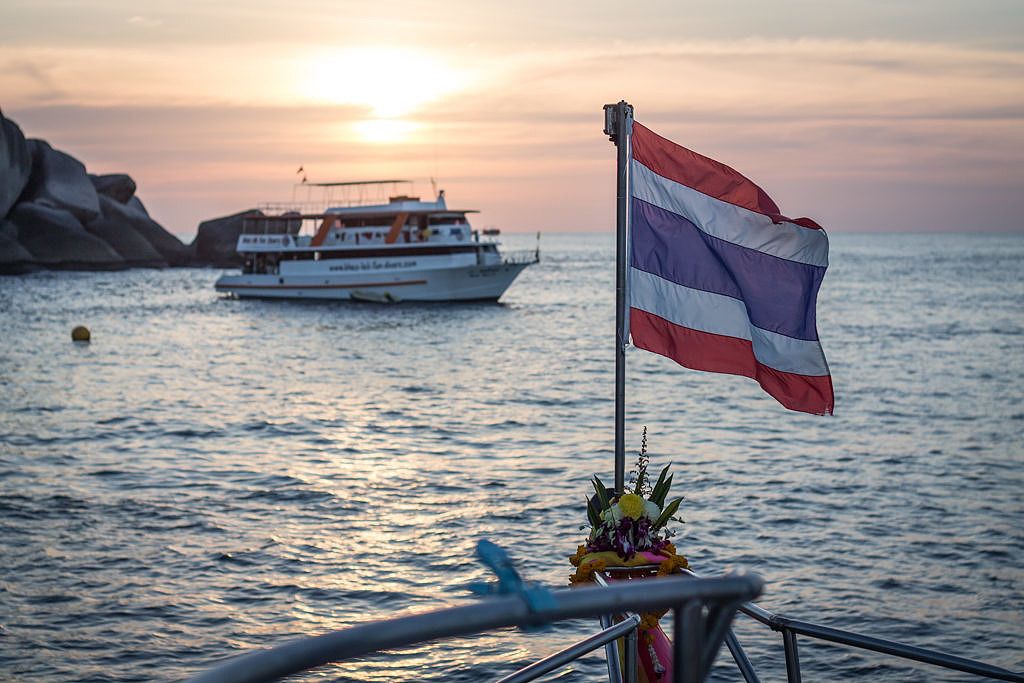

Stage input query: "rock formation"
[
  {"left": 8, "top": 201, "right": 123, "bottom": 269},
  {"left": 85, "top": 195, "right": 167, "bottom": 267},
  {"left": 0, "top": 109, "right": 303, "bottom": 274},
  {"left": 21, "top": 139, "right": 101, "bottom": 223},
  {"left": 0, "top": 220, "right": 34, "bottom": 268},
  {"left": 1, "top": 116, "right": 32, "bottom": 220},
  {"left": 188, "top": 210, "right": 303, "bottom": 266},
  {"left": 90, "top": 173, "right": 136, "bottom": 204},
  {"left": 0, "top": 109, "right": 194, "bottom": 274},
  {"left": 190, "top": 209, "right": 264, "bottom": 267},
  {"left": 125, "top": 196, "right": 191, "bottom": 266}
]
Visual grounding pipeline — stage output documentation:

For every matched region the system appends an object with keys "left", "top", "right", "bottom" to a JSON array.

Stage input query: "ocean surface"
[{"left": 1, "top": 232, "right": 1022, "bottom": 682}]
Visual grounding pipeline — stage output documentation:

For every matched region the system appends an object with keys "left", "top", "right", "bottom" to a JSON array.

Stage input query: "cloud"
[
  {"left": 126, "top": 16, "right": 164, "bottom": 28},
  {"left": 3, "top": 58, "right": 66, "bottom": 102},
  {"left": 4, "top": 37, "right": 1023, "bottom": 234},
  {"left": 2, "top": 37, "right": 1022, "bottom": 119}
]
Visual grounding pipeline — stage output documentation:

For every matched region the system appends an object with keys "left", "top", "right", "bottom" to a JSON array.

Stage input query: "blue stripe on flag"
[
  {"left": 629, "top": 268, "right": 831, "bottom": 376},
  {"left": 631, "top": 197, "right": 826, "bottom": 342}
]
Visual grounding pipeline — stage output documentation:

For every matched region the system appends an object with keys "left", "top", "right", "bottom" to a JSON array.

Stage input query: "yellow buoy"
[{"left": 71, "top": 325, "right": 91, "bottom": 342}]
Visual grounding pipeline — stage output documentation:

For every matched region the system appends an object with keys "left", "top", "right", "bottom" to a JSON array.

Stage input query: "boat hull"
[{"left": 214, "top": 262, "right": 532, "bottom": 302}]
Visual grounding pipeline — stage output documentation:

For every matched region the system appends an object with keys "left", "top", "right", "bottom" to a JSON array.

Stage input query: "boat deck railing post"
[
  {"left": 624, "top": 622, "right": 638, "bottom": 683},
  {"left": 600, "top": 613, "right": 626, "bottom": 683},
  {"left": 782, "top": 628, "right": 802, "bottom": 683},
  {"left": 591, "top": 572, "right": 641, "bottom": 683},
  {"left": 674, "top": 567, "right": 1023, "bottom": 683},
  {"left": 495, "top": 613, "right": 640, "bottom": 683},
  {"left": 673, "top": 600, "right": 703, "bottom": 683},
  {"left": 724, "top": 628, "right": 761, "bottom": 683}
]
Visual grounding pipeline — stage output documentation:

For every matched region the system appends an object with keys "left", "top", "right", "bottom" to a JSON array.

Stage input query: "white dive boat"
[{"left": 214, "top": 180, "right": 538, "bottom": 302}]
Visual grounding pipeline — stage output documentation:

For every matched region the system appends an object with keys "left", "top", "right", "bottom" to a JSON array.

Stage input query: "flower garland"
[
  {"left": 577, "top": 427, "right": 686, "bottom": 563},
  {"left": 568, "top": 428, "right": 689, "bottom": 681}
]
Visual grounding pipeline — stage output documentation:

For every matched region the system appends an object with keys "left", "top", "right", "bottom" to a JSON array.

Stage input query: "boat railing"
[
  {"left": 495, "top": 613, "right": 641, "bottom": 683},
  {"left": 185, "top": 570, "right": 762, "bottom": 683},
  {"left": 261, "top": 180, "right": 415, "bottom": 215},
  {"left": 503, "top": 248, "right": 541, "bottom": 265},
  {"left": 256, "top": 201, "right": 326, "bottom": 215},
  {"left": 623, "top": 567, "right": 1024, "bottom": 683}
]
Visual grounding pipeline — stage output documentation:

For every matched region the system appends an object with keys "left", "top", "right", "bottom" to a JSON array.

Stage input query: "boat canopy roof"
[
  {"left": 326, "top": 192, "right": 478, "bottom": 217},
  {"left": 304, "top": 179, "right": 409, "bottom": 187}
]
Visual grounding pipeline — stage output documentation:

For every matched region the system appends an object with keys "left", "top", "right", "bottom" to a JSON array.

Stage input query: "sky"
[{"left": 3, "top": 0, "right": 1023, "bottom": 237}]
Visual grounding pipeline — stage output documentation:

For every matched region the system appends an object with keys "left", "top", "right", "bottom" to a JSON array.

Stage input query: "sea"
[{"left": 1, "top": 232, "right": 1022, "bottom": 682}]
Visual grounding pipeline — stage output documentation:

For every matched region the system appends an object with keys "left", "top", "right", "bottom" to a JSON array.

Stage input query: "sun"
[
  {"left": 302, "top": 46, "right": 467, "bottom": 118},
  {"left": 351, "top": 119, "right": 420, "bottom": 144}
]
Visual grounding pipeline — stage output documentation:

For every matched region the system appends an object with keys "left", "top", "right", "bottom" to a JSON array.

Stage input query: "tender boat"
[{"left": 214, "top": 180, "right": 538, "bottom": 302}]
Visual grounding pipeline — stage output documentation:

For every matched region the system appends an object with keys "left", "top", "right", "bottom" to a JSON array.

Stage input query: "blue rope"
[{"left": 469, "top": 539, "right": 557, "bottom": 615}]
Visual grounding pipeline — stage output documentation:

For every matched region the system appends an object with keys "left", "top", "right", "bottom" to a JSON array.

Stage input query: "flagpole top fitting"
[{"left": 603, "top": 101, "right": 633, "bottom": 145}]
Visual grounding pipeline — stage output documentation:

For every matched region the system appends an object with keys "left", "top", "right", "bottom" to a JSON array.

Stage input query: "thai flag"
[{"left": 627, "top": 122, "right": 834, "bottom": 415}]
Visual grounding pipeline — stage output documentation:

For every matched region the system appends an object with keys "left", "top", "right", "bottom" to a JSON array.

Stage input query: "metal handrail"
[
  {"left": 738, "top": 601, "right": 1024, "bottom": 682},
  {"left": 662, "top": 568, "right": 1023, "bottom": 682},
  {"left": 186, "top": 573, "right": 760, "bottom": 683},
  {"left": 586, "top": 566, "right": 1022, "bottom": 682},
  {"left": 592, "top": 573, "right": 643, "bottom": 683},
  {"left": 495, "top": 613, "right": 641, "bottom": 683}
]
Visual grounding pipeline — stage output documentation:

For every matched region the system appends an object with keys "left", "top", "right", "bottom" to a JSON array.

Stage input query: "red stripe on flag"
[
  {"left": 630, "top": 307, "right": 834, "bottom": 415},
  {"left": 631, "top": 122, "right": 823, "bottom": 230}
]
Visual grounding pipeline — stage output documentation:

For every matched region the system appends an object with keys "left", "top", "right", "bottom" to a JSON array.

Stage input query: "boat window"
[{"left": 429, "top": 215, "right": 467, "bottom": 226}]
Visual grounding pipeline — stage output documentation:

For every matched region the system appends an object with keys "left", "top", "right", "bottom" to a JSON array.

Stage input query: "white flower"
[
  {"left": 601, "top": 504, "right": 624, "bottom": 523},
  {"left": 644, "top": 500, "right": 661, "bottom": 520}
]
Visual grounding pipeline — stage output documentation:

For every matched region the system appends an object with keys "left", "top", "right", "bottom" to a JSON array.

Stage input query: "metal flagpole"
[{"left": 604, "top": 100, "right": 633, "bottom": 494}]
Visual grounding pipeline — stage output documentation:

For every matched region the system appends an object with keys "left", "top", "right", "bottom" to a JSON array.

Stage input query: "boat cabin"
[{"left": 234, "top": 184, "right": 505, "bottom": 276}]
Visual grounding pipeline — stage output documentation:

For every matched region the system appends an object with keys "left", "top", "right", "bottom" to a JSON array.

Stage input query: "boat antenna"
[{"left": 604, "top": 100, "right": 634, "bottom": 494}]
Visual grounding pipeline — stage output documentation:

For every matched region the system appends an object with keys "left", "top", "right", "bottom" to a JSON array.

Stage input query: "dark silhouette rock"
[
  {"left": 85, "top": 195, "right": 167, "bottom": 267},
  {"left": 128, "top": 196, "right": 149, "bottom": 215},
  {"left": 1, "top": 112, "right": 203, "bottom": 273},
  {"left": 190, "top": 209, "right": 264, "bottom": 266},
  {"left": 266, "top": 211, "right": 302, "bottom": 235},
  {"left": 1, "top": 113, "right": 32, "bottom": 219},
  {"left": 8, "top": 201, "right": 123, "bottom": 269},
  {"left": 22, "top": 140, "right": 101, "bottom": 223},
  {"left": 116, "top": 195, "right": 190, "bottom": 266},
  {"left": 89, "top": 173, "right": 136, "bottom": 204},
  {"left": 0, "top": 220, "right": 34, "bottom": 274}
]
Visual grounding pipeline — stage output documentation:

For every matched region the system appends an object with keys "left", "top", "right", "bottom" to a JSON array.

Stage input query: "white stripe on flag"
[
  {"left": 631, "top": 161, "right": 829, "bottom": 267},
  {"left": 629, "top": 267, "right": 830, "bottom": 376}
]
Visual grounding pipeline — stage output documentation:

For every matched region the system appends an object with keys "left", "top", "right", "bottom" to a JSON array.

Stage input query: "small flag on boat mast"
[{"left": 605, "top": 102, "right": 834, "bottom": 417}]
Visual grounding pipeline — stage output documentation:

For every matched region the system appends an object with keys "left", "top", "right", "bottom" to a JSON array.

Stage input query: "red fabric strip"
[
  {"left": 630, "top": 307, "right": 834, "bottom": 415},
  {"left": 631, "top": 122, "right": 823, "bottom": 230}
]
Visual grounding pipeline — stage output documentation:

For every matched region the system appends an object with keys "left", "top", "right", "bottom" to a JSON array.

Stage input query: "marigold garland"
[{"left": 569, "top": 430, "right": 689, "bottom": 681}]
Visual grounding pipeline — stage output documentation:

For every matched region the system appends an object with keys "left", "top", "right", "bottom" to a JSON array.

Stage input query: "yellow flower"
[{"left": 618, "top": 493, "right": 645, "bottom": 520}]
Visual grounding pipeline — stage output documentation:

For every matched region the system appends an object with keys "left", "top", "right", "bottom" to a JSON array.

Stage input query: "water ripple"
[{"left": 1, "top": 233, "right": 1022, "bottom": 681}]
